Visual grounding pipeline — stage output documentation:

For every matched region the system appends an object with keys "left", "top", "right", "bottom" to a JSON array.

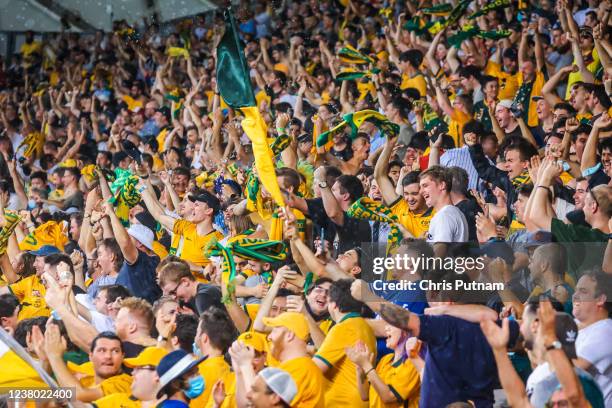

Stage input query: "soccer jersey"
[
  {"left": 314, "top": 313, "right": 376, "bottom": 408},
  {"left": 93, "top": 393, "right": 142, "bottom": 408},
  {"left": 280, "top": 356, "right": 325, "bottom": 408},
  {"left": 191, "top": 355, "right": 231, "bottom": 408},
  {"left": 9, "top": 275, "right": 49, "bottom": 320},
  {"left": 172, "top": 219, "right": 224, "bottom": 267},
  {"left": 389, "top": 199, "right": 433, "bottom": 239},
  {"left": 369, "top": 354, "right": 420, "bottom": 408}
]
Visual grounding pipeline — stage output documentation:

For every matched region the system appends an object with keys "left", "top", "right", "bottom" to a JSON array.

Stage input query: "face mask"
[
  {"left": 192, "top": 341, "right": 203, "bottom": 358},
  {"left": 184, "top": 375, "right": 205, "bottom": 399},
  {"left": 27, "top": 199, "right": 36, "bottom": 210}
]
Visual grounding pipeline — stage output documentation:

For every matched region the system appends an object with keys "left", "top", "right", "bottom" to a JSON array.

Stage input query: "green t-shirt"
[{"left": 550, "top": 218, "right": 608, "bottom": 280}]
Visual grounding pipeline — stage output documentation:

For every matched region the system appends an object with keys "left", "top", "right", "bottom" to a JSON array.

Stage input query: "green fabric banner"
[{"left": 216, "top": 9, "right": 256, "bottom": 108}]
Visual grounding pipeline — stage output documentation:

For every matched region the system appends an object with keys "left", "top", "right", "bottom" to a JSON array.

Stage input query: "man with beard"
[
  {"left": 264, "top": 312, "right": 325, "bottom": 407},
  {"left": 375, "top": 135, "right": 433, "bottom": 239}
]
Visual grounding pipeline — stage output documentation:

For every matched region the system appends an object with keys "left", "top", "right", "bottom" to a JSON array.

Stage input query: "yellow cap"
[
  {"left": 237, "top": 331, "right": 268, "bottom": 353},
  {"left": 59, "top": 159, "right": 77, "bottom": 168},
  {"left": 123, "top": 347, "right": 168, "bottom": 368},
  {"left": 67, "top": 361, "right": 94, "bottom": 376},
  {"left": 262, "top": 312, "right": 310, "bottom": 342}
]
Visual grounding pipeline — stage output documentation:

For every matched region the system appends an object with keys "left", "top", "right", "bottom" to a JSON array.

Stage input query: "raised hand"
[{"left": 480, "top": 318, "right": 510, "bottom": 352}]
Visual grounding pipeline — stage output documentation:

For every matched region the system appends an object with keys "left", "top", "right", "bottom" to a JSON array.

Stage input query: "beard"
[{"left": 553, "top": 42, "right": 571, "bottom": 54}]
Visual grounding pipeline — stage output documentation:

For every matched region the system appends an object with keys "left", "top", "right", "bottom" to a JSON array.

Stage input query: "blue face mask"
[
  {"left": 185, "top": 375, "right": 205, "bottom": 399},
  {"left": 192, "top": 341, "right": 203, "bottom": 358},
  {"left": 27, "top": 199, "right": 36, "bottom": 210}
]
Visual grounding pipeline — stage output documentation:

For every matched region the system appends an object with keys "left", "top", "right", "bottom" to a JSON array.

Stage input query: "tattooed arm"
[
  {"left": 378, "top": 303, "right": 420, "bottom": 335},
  {"left": 351, "top": 279, "right": 421, "bottom": 335}
]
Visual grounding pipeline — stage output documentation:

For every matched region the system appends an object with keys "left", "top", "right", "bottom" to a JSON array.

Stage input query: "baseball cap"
[
  {"left": 237, "top": 331, "right": 268, "bottom": 353},
  {"left": 124, "top": 347, "right": 168, "bottom": 368},
  {"left": 470, "top": 241, "right": 515, "bottom": 266},
  {"left": 156, "top": 106, "right": 171, "bottom": 122},
  {"left": 524, "top": 230, "right": 553, "bottom": 248},
  {"left": 67, "top": 361, "right": 94, "bottom": 376},
  {"left": 188, "top": 191, "right": 221, "bottom": 216},
  {"left": 127, "top": 224, "right": 154, "bottom": 251},
  {"left": 532, "top": 95, "right": 545, "bottom": 102},
  {"left": 28, "top": 245, "right": 60, "bottom": 257},
  {"left": 258, "top": 367, "right": 298, "bottom": 405},
  {"left": 262, "top": 312, "right": 310, "bottom": 342},
  {"left": 156, "top": 350, "right": 205, "bottom": 397},
  {"left": 135, "top": 210, "right": 157, "bottom": 233},
  {"left": 554, "top": 312, "right": 578, "bottom": 359},
  {"left": 497, "top": 99, "right": 514, "bottom": 110}
]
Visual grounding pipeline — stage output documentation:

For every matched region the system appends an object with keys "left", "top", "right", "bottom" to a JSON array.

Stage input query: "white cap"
[
  {"left": 127, "top": 224, "right": 154, "bottom": 251},
  {"left": 258, "top": 368, "right": 297, "bottom": 405},
  {"left": 497, "top": 99, "right": 514, "bottom": 109}
]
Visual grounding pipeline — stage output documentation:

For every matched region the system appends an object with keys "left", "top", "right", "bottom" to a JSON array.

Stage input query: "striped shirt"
[{"left": 440, "top": 146, "right": 493, "bottom": 192}]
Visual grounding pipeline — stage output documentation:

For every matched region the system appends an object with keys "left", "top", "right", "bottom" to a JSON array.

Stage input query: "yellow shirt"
[
  {"left": 93, "top": 393, "right": 142, "bottom": 408},
  {"left": 20, "top": 41, "right": 41, "bottom": 57},
  {"left": 389, "top": 200, "right": 434, "bottom": 239},
  {"left": 9, "top": 275, "right": 50, "bottom": 320},
  {"left": 80, "top": 373, "right": 133, "bottom": 396},
  {"left": 0, "top": 350, "right": 48, "bottom": 388},
  {"left": 517, "top": 71, "right": 546, "bottom": 127},
  {"left": 172, "top": 219, "right": 224, "bottom": 267},
  {"left": 319, "top": 318, "right": 334, "bottom": 335},
  {"left": 314, "top": 313, "right": 376, "bottom": 408},
  {"left": 369, "top": 354, "right": 420, "bottom": 408},
  {"left": 280, "top": 356, "right": 325, "bottom": 408},
  {"left": 448, "top": 109, "right": 472, "bottom": 148},
  {"left": 566, "top": 48, "right": 600, "bottom": 100},
  {"left": 484, "top": 61, "right": 519, "bottom": 100},
  {"left": 400, "top": 73, "right": 427, "bottom": 97},
  {"left": 191, "top": 355, "right": 231, "bottom": 408},
  {"left": 205, "top": 371, "right": 236, "bottom": 408}
]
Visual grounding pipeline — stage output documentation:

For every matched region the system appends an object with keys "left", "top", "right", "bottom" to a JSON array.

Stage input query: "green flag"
[{"left": 216, "top": 9, "right": 256, "bottom": 108}]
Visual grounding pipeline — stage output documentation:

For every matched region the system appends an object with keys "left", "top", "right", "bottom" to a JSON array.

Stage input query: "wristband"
[
  {"left": 536, "top": 185, "right": 551, "bottom": 190},
  {"left": 365, "top": 367, "right": 375, "bottom": 376},
  {"left": 276, "top": 127, "right": 286, "bottom": 134}
]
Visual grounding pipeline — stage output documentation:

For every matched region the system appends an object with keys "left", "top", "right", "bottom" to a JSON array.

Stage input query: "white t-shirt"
[
  {"left": 426, "top": 205, "right": 469, "bottom": 243},
  {"left": 576, "top": 318, "right": 612, "bottom": 406}
]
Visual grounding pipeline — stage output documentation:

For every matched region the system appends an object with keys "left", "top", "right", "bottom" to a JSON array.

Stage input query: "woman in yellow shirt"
[{"left": 347, "top": 324, "right": 421, "bottom": 408}]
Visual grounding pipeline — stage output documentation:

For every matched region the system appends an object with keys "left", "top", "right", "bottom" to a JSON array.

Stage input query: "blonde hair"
[{"left": 120, "top": 297, "right": 154, "bottom": 332}]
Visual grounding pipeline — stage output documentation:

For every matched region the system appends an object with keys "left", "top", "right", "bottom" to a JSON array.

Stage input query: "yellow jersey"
[
  {"left": 484, "top": 61, "right": 519, "bottom": 100},
  {"left": 517, "top": 71, "right": 546, "bottom": 127},
  {"left": 191, "top": 355, "right": 231, "bottom": 408},
  {"left": 80, "top": 373, "right": 133, "bottom": 396},
  {"left": 171, "top": 219, "right": 224, "bottom": 267},
  {"left": 314, "top": 313, "right": 376, "bottom": 408},
  {"left": 566, "top": 48, "right": 600, "bottom": 100},
  {"left": 280, "top": 356, "right": 325, "bottom": 408},
  {"left": 448, "top": 109, "right": 472, "bottom": 148},
  {"left": 389, "top": 200, "right": 434, "bottom": 239},
  {"left": 369, "top": 354, "right": 420, "bottom": 408},
  {"left": 0, "top": 350, "right": 48, "bottom": 388},
  {"left": 92, "top": 393, "right": 142, "bottom": 408},
  {"left": 9, "top": 275, "right": 50, "bottom": 320},
  {"left": 400, "top": 73, "right": 427, "bottom": 97},
  {"left": 205, "top": 371, "right": 236, "bottom": 408}
]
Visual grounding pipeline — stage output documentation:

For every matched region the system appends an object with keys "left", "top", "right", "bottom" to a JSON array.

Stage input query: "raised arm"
[
  {"left": 581, "top": 115, "right": 610, "bottom": 172},
  {"left": 374, "top": 136, "right": 401, "bottom": 205}
]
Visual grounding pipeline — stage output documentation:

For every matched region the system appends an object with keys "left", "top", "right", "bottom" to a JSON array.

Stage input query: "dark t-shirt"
[
  {"left": 551, "top": 218, "right": 608, "bottom": 279},
  {"left": 116, "top": 250, "right": 161, "bottom": 304},
  {"left": 62, "top": 191, "right": 84, "bottom": 211},
  {"left": 418, "top": 315, "right": 519, "bottom": 408},
  {"left": 194, "top": 283, "right": 223, "bottom": 315},
  {"left": 122, "top": 341, "right": 145, "bottom": 358},
  {"left": 456, "top": 198, "right": 479, "bottom": 242},
  {"left": 306, "top": 198, "right": 371, "bottom": 255}
]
